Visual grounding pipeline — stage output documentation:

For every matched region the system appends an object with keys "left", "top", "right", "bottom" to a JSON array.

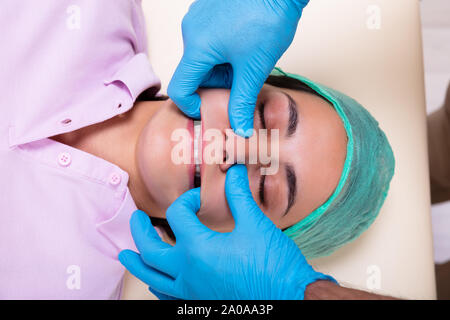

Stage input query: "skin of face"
[
  {"left": 135, "top": 84, "right": 348, "bottom": 232},
  {"left": 52, "top": 84, "right": 347, "bottom": 234}
]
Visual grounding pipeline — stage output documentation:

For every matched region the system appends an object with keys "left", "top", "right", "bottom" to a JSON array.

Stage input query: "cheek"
[
  {"left": 196, "top": 166, "right": 265, "bottom": 233},
  {"left": 197, "top": 167, "right": 268, "bottom": 229},
  {"left": 197, "top": 174, "right": 235, "bottom": 233},
  {"left": 136, "top": 127, "right": 173, "bottom": 209},
  {"left": 198, "top": 89, "right": 230, "bottom": 127}
]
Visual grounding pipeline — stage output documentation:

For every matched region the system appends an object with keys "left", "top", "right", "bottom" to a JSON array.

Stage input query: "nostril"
[{"left": 223, "top": 151, "right": 229, "bottom": 163}]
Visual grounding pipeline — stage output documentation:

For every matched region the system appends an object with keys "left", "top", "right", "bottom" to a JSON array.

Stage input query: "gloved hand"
[
  {"left": 119, "top": 165, "right": 336, "bottom": 300},
  {"left": 167, "top": 0, "right": 310, "bottom": 137}
]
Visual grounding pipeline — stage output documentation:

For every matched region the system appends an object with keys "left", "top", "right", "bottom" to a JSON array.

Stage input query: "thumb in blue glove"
[
  {"left": 168, "top": 0, "right": 309, "bottom": 137},
  {"left": 119, "top": 164, "right": 336, "bottom": 300}
]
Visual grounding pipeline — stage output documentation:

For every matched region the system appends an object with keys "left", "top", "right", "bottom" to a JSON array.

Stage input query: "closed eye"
[
  {"left": 258, "top": 102, "right": 266, "bottom": 129},
  {"left": 259, "top": 173, "right": 266, "bottom": 205},
  {"left": 257, "top": 102, "right": 267, "bottom": 205}
]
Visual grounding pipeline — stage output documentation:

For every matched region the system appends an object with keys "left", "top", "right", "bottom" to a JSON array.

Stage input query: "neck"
[{"left": 51, "top": 99, "right": 166, "bottom": 214}]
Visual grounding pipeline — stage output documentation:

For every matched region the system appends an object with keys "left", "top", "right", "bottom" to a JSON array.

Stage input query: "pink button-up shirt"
[{"left": 0, "top": 0, "right": 160, "bottom": 299}]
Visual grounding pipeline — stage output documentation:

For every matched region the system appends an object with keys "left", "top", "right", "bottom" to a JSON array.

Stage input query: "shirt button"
[
  {"left": 109, "top": 172, "right": 122, "bottom": 186},
  {"left": 57, "top": 152, "right": 72, "bottom": 167}
]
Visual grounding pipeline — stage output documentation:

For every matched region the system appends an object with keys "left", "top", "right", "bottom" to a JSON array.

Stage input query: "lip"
[
  {"left": 187, "top": 117, "right": 204, "bottom": 190},
  {"left": 200, "top": 108, "right": 206, "bottom": 180},
  {"left": 188, "top": 118, "right": 195, "bottom": 189}
]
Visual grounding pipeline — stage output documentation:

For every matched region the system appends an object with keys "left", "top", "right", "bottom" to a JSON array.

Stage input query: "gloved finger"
[
  {"left": 129, "top": 210, "right": 178, "bottom": 278},
  {"left": 228, "top": 63, "right": 269, "bottom": 137},
  {"left": 118, "top": 250, "right": 178, "bottom": 298},
  {"left": 200, "top": 63, "right": 233, "bottom": 89},
  {"left": 225, "top": 164, "right": 267, "bottom": 231},
  {"left": 165, "top": 188, "right": 212, "bottom": 241},
  {"left": 130, "top": 210, "right": 172, "bottom": 252},
  {"left": 168, "top": 54, "right": 217, "bottom": 119},
  {"left": 149, "top": 286, "right": 179, "bottom": 300}
]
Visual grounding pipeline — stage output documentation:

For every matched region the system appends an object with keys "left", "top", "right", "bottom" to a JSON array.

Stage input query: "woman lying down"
[
  {"left": 58, "top": 68, "right": 395, "bottom": 297},
  {"left": 100, "top": 67, "right": 397, "bottom": 255},
  {"left": 0, "top": 1, "right": 394, "bottom": 299}
]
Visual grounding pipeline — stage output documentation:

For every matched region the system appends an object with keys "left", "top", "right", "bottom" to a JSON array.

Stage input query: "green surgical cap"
[{"left": 272, "top": 67, "right": 395, "bottom": 259}]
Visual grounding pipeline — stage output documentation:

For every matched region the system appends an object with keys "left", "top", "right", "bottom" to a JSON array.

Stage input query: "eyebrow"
[
  {"left": 284, "top": 92, "right": 298, "bottom": 137},
  {"left": 283, "top": 163, "right": 297, "bottom": 217}
]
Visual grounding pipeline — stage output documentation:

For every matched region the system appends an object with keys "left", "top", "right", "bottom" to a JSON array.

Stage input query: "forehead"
[{"left": 272, "top": 86, "right": 348, "bottom": 228}]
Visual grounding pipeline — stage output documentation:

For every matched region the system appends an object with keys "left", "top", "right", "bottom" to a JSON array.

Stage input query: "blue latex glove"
[
  {"left": 119, "top": 165, "right": 336, "bottom": 300},
  {"left": 167, "top": 0, "right": 309, "bottom": 137}
]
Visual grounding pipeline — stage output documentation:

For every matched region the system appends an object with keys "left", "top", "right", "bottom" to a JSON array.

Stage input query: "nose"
[{"left": 219, "top": 129, "right": 262, "bottom": 172}]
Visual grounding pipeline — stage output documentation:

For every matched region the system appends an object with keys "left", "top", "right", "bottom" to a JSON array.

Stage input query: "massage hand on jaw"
[{"left": 119, "top": 0, "right": 336, "bottom": 300}]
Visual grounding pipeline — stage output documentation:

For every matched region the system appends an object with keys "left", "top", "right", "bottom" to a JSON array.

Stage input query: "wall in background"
[{"left": 421, "top": 0, "right": 450, "bottom": 263}]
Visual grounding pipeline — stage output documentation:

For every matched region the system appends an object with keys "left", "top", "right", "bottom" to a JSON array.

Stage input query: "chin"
[{"left": 135, "top": 100, "right": 193, "bottom": 214}]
